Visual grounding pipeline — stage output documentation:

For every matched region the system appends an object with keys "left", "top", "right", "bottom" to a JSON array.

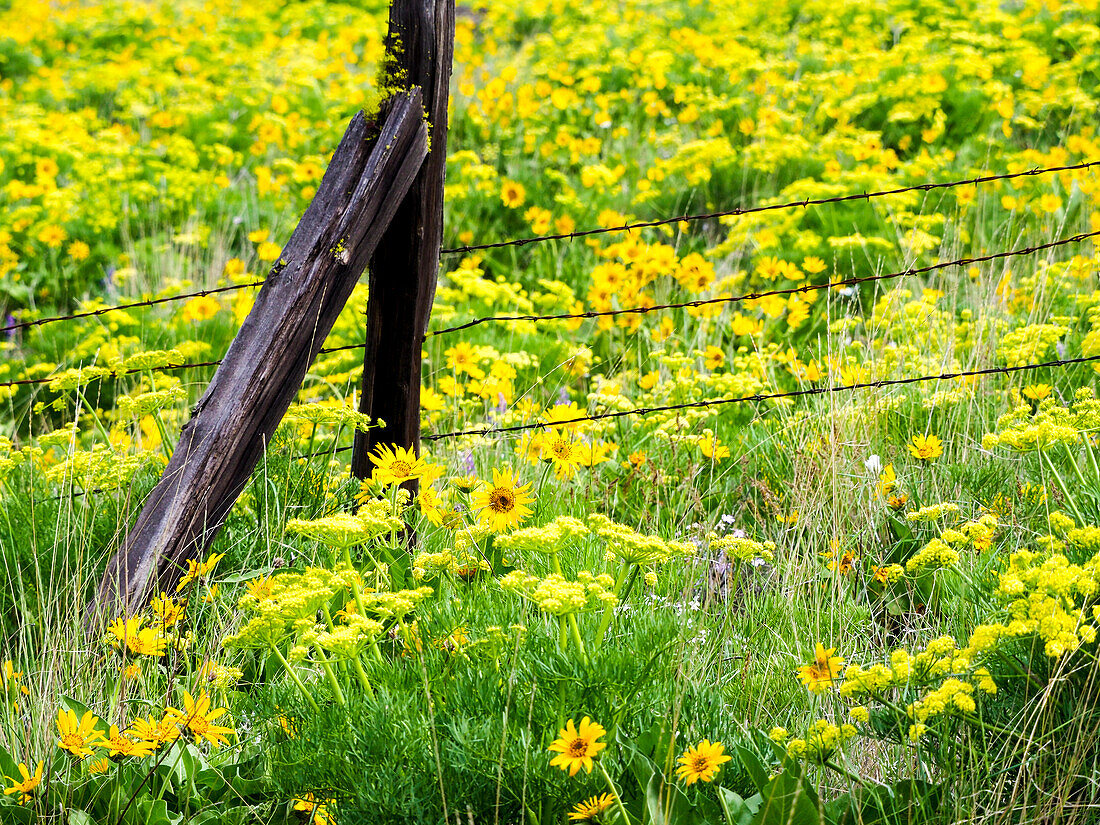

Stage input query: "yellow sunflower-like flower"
[
  {"left": 568, "top": 792, "right": 616, "bottom": 821},
  {"left": 369, "top": 443, "right": 429, "bottom": 487},
  {"left": 170, "top": 690, "right": 235, "bottom": 748},
  {"left": 177, "top": 551, "right": 226, "bottom": 591},
  {"left": 471, "top": 467, "right": 535, "bottom": 533},
  {"left": 675, "top": 739, "right": 732, "bottom": 785},
  {"left": 908, "top": 434, "right": 943, "bottom": 461},
  {"left": 797, "top": 643, "right": 845, "bottom": 693},
  {"left": 57, "top": 708, "right": 106, "bottom": 758},
  {"left": 548, "top": 716, "right": 607, "bottom": 776},
  {"left": 3, "top": 760, "right": 43, "bottom": 804},
  {"left": 102, "top": 725, "right": 156, "bottom": 759},
  {"left": 293, "top": 793, "right": 336, "bottom": 825}
]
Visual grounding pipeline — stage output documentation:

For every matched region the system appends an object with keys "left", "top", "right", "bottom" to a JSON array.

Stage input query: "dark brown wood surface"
[
  {"left": 95, "top": 91, "right": 428, "bottom": 616},
  {"left": 352, "top": 0, "right": 455, "bottom": 481}
]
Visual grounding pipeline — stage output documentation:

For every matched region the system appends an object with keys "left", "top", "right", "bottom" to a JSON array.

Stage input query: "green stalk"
[
  {"left": 1042, "top": 449, "right": 1085, "bottom": 525},
  {"left": 270, "top": 646, "right": 320, "bottom": 713},
  {"left": 824, "top": 759, "right": 863, "bottom": 784},
  {"left": 75, "top": 386, "right": 113, "bottom": 447},
  {"left": 558, "top": 616, "right": 568, "bottom": 651},
  {"left": 312, "top": 645, "right": 346, "bottom": 706},
  {"left": 593, "top": 566, "right": 629, "bottom": 648},
  {"left": 597, "top": 761, "right": 632, "bottom": 825},
  {"left": 567, "top": 613, "right": 589, "bottom": 665},
  {"left": 351, "top": 655, "right": 374, "bottom": 697}
]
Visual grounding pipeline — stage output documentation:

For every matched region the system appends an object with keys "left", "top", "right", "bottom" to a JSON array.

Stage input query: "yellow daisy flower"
[
  {"left": 56, "top": 708, "right": 106, "bottom": 759},
  {"left": 471, "top": 467, "right": 535, "bottom": 533},
  {"left": 548, "top": 716, "right": 607, "bottom": 776},
  {"left": 3, "top": 760, "right": 43, "bottom": 804},
  {"left": 368, "top": 443, "right": 429, "bottom": 487},
  {"left": 675, "top": 739, "right": 732, "bottom": 785},
  {"left": 797, "top": 643, "right": 845, "bottom": 693},
  {"left": 170, "top": 690, "right": 235, "bottom": 748},
  {"left": 908, "top": 434, "right": 943, "bottom": 461},
  {"left": 568, "top": 792, "right": 616, "bottom": 821}
]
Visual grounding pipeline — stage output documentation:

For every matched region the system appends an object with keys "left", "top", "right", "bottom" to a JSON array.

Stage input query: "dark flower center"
[{"left": 489, "top": 488, "right": 515, "bottom": 512}]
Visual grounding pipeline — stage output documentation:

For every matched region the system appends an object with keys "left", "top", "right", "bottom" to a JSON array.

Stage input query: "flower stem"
[
  {"left": 352, "top": 655, "right": 375, "bottom": 697},
  {"left": 567, "top": 613, "right": 589, "bottom": 665},
  {"left": 597, "top": 761, "right": 632, "bottom": 824},
  {"left": 313, "top": 645, "right": 346, "bottom": 707},
  {"left": 270, "top": 646, "right": 320, "bottom": 713}
]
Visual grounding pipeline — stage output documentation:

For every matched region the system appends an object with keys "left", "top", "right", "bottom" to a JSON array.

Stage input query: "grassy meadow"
[{"left": 3, "top": 0, "right": 1100, "bottom": 822}]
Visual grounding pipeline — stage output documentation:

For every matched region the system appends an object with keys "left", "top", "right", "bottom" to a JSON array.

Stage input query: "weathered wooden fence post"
[
  {"left": 93, "top": 92, "right": 429, "bottom": 617},
  {"left": 351, "top": 0, "right": 455, "bottom": 483}
]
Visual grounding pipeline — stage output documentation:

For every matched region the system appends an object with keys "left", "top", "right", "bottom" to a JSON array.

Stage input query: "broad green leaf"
[
  {"left": 751, "top": 767, "right": 824, "bottom": 825},
  {"left": 734, "top": 745, "right": 771, "bottom": 794},
  {"left": 718, "top": 787, "right": 761, "bottom": 825}
]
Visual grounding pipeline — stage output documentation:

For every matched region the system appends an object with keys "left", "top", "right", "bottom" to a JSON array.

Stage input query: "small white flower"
[{"left": 864, "top": 454, "right": 882, "bottom": 475}]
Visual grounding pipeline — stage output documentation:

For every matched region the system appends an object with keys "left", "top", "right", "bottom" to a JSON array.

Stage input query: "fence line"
[
  {"left": 40, "top": 349, "right": 1100, "bottom": 494},
  {"left": 5, "top": 228, "right": 1096, "bottom": 392},
  {"left": 0, "top": 342, "right": 361, "bottom": 391},
  {"left": 0, "top": 280, "right": 266, "bottom": 336},
  {"left": 427, "top": 229, "right": 1100, "bottom": 337},
  {"left": 419, "top": 352, "right": 1100, "bottom": 442},
  {"left": 278, "top": 350, "right": 1100, "bottom": 462},
  {"left": 440, "top": 159, "right": 1100, "bottom": 256},
  {"left": 6, "top": 158, "right": 1095, "bottom": 337}
]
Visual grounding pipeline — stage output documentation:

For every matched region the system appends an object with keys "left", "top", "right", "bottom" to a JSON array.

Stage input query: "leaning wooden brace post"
[
  {"left": 351, "top": 0, "right": 455, "bottom": 484},
  {"left": 93, "top": 92, "right": 429, "bottom": 617}
]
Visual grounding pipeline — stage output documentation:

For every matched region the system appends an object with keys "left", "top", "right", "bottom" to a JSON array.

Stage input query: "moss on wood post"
[{"left": 352, "top": 0, "right": 455, "bottom": 486}]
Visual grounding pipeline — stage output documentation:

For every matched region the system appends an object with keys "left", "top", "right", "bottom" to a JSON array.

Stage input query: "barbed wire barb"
[{"left": 1, "top": 280, "right": 266, "bottom": 336}]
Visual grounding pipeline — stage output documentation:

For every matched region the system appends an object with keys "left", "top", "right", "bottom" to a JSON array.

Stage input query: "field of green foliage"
[{"left": 3, "top": 0, "right": 1100, "bottom": 822}]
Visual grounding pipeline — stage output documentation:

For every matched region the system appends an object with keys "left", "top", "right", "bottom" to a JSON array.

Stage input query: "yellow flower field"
[{"left": 2, "top": 0, "right": 1100, "bottom": 822}]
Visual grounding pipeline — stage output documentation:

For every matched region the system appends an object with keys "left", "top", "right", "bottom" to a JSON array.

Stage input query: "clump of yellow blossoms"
[
  {"left": 587, "top": 513, "right": 695, "bottom": 566},
  {"left": 286, "top": 496, "right": 406, "bottom": 550},
  {"left": 500, "top": 571, "right": 617, "bottom": 617},
  {"left": 982, "top": 388, "right": 1100, "bottom": 452},
  {"left": 772, "top": 719, "right": 858, "bottom": 764},
  {"left": 495, "top": 516, "right": 590, "bottom": 557},
  {"left": 709, "top": 534, "right": 776, "bottom": 564}
]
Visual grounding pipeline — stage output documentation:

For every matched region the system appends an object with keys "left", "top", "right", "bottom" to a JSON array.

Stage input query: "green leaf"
[
  {"left": 0, "top": 805, "right": 38, "bottom": 825},
  {"left": 68, "top": 811, "right": 96, "bottom": 825},
  {"left": 718, "top": 787, "right": 761, "bottom": 825},
  {"left": 827, "top": 779, "right": 939, "bottom": 825},
  {"left": 0, "top": 740, "right": 22, "bottom": 784},
  {"left": 734, "top": 745, "right": 771, "bottom": 794},
  {"left": 124, "top": 795, "right": 176, "bottom": 825},
  {"left": 751, "top": 767, "right": 824, "bottom": 825}
]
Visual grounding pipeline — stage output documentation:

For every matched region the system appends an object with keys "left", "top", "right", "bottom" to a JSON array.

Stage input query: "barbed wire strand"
[
  {"left": 7, "top": 158, "right": 1095, "bottom": 336},
  {"left": 44, "top": 349, "right": 1100, "bottom": 499},
  {"left": 281, "top": 351, "right": 1100, "bottom": 461},
  {"left": 1, "top": 280, "right": 266, "bottom": 335},
  {"left": 419, "top": 353, "right": 1100, "bottom": 443},
  {"left": 5, "top": 228, "right": 1097, "bottom": 392},
  {"left": 0, "top": 341, "right": 363, "bottom": 391},
  {"left": 427, "top": 229, "right": 1100, "bottom": 337},
  {"left": 440, "top": 159, "right": 1100, "bottom": 256}
]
